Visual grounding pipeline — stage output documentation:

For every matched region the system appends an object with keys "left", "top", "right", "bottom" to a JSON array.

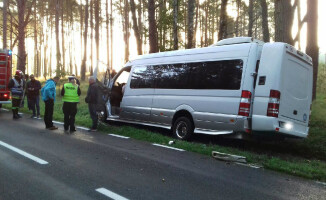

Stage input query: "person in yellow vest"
[{"left": 61, "top": 76, "right": 81, "bottom": 133}]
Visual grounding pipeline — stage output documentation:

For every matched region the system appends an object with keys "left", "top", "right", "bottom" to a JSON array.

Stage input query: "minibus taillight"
[
  {"left": 267, "top": 90, "right": 281, "bottom": 117},
  {"left": 238, "top": 90, "right": 252, "bottom": 117}
]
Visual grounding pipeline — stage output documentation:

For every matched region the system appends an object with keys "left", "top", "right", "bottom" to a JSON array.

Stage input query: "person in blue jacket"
[{"left": 41, "top": 76, "right": 60, "bottom": 130}]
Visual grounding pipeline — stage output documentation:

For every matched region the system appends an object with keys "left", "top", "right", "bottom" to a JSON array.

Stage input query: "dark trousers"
[
  {"left": 44, "top": 99, "right": 54, "bottom": 128},
  {"left": 28, "top": 96, "right": 40, "bottom": 116},
  {"left": 88, "top": 104, "right": 98, "bottom": 129},
  {"left": 11, "top": 98, "right": 21, "bottom": 117},
  {"left": 63, "top": 102, "right": 77, "bottom": 131}
]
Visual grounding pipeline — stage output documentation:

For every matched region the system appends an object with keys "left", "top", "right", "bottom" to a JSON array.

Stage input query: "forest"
[{"left": 0, "top": 0, "right": 320, "bottom": 97}]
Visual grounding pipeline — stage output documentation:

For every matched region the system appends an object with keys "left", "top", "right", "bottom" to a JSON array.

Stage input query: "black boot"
[
  {"left": 16, "top": 109, "right": 22, "bottom": 118},
  {"left": 13, "top": 109, "right": 19, "bottom": 119}
]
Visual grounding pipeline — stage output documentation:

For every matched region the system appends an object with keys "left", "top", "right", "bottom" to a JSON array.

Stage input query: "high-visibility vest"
[
  {"left": 62, "top": 83, "right": 79, "bottom": 102},
  {"left": 11, "top": 78, "right": 24, "bottom": 99}
]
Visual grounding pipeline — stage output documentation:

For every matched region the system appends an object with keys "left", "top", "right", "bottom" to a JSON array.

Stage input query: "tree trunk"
[
  {"left": 306, "top": 0, "right": 319, "bottom": 100},
  {"left": 17, "top": 0, "right": 27, "bottom": 73},
  {"left": 80, "top": 0, "right": 83, "bottom": 61},
  {"left": 235, "top": 0, "right": 240, "bottom": 37},
  {"left": 130, "top": 0, "right": 142, "bottom": 55},
  {"left": 260, "top": 0, "right": 270, "bottom": 42},
  {"left": 204, "top": 3, "right": 208, "bottom": 45},
  {"left": 81, "top": 0, "right": 89, "bottom": 81},
  {"left": 218, "top": 0, "right": 228, "bottom": 41},
  {"left": 248, "top": 0, "right": 254, "bottom": 37},
  {"left": 55, "top": 0, "right": 62, "bottom": 76},
  {"left": 90, "top": 0, "right": 94, "bottom": 74},
  {"left": 193, "top": 0, "right": 199, "bottom": 47},
  {"left": 123, "top": 0, "right": 130, "bottom": 62},
  {"left": 95, "top": 0, "right": 100, "bottom": 73},
  {"left": 148, "top": 0, "right": 159, "bottom": 53},
  {"left": 186, "top": 0, "right": 195, "bottom": 49},
  {"left": 137, "top": 0, "right": 143, "bottom": 54},
  {"left": 10, "top": 12, "right": 13, "bottom": 49},
  {"left": 110, "top": 0, "right": 113, "bottom": 69},
  {"left": 173, "top": 0, "right": 178, "bottom": 50},
  {"left": 3, "top": 0, "right": 8, "bottom": 49},
  {"left": 106, "top": 0, "right": 110, "bottom": 67},
  {"left": 61, "top": 0, "right": 66, "bottom": 73},
  {"left": 33, "top": 0, "right": 38, "bottom": 76},
  {"left": 274, "top": 0, "right": 294, "bottom": 45}
]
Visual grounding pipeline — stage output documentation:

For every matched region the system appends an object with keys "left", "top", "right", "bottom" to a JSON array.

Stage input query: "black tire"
[{"left": 172, "top": 116, "right": 194, "bottom": 140}]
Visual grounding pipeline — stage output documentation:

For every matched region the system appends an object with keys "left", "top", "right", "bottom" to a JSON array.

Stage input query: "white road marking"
[
  {"left": 96, "top": 188, "right": 129, "bottom": 200},
  {"left": 1, "top": 108, "right": 9, "bottom": 111},
  {"left": 316, "top": 181, "right": 326, "bottom": 187},
  {"left": 108, "top": 134, "right": 130, "bottom": 139},
  {"left": 152, "top": 143, "right": 185, "bottom": 152},
  {"left": 0, "top": 140, "right": 48, "bottom": 165},
  {"left": 76, "top": 126, "right": 89, "bottom": 131},
  {"left": 235, "top": 162, "right": 262, "bottom": 169},
  {"left": 53, "top": 120, "right": 64, "bottom": 125}
]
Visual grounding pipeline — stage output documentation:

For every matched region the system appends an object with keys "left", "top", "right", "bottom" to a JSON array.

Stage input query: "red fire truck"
[{"left": 0, "top": 49, "right": 12, "bottom": 109}]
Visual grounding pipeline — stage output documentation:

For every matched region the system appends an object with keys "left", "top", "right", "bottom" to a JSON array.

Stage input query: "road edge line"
[
  {"left": 0, "top": 140, "right": 49, "bottom": 165},
  {"left": 96, "top": 187, "right": 129, "bottom": 200}
]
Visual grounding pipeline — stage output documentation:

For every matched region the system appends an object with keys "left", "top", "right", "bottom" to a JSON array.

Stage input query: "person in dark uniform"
[
  {"left": 8, "top": 70, "right": 24, "bottom": 119},
  {"left": 61, "top": 76, "right": 81, "bottom": 133},
  {"left": 85, "top": 76, "right": 99, "bottom": 132},
  {"left": 26, "top": 74, "right": 42, "bottom": 118}
]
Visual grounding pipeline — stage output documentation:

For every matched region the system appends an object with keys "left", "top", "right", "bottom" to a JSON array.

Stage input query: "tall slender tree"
[
  {"left": 3, "top": 0, "right": 8, "bottom": 49},
  {"left": 306, "top": 0, "right": 319, "bottom": 100},
  {"left": 130, "top": 0, "right": 142, "bottom": 55},
  {"left": 248, "top": 0, "right": 254, "bottom": 37},
  {"left": 186, "top": 0, "right": 196, "bottom": 49},
  {"left": 33, "top": 0, "right": 39, "bottom": 76},
  {"left": 148, "top": 0, "right": 159, "bottom": 53},
  {"left": 124, "top": 0, "right": 130, "bottom": 61},
  {"left": 94, "top": 0, "right": 100, "bottom": 73},
  {"left": 260, "top": 0, "right": 270, "bottom": 42},
  {"left": 274, "top": 0, "right": 295, "bottom": 45},
  {"left": 81, "top": 0, "right": 89, "bottom": 81},
  {"left": 55, "top": 0, "right": 62, "bottom": 76},
  {"left": 106, "top": 0, "right": 110, "bottom": 67},
  {"left": 173, "top": 0, "right": 178, "bottom": 50},
  {"left": 16, "top": 0, "right": 36, "bottom": 73},
  {"left": 90, "top": 0, "right": 94, "bottom": 74},
  {"left": 61, "top": 0, "right": 66, "bottom": 73},
  {"left": 110, "top": 0, "right": 113, "bottom": 69},
  {"left": 218, "top": 0, "right": 228, "bottom": 41}
]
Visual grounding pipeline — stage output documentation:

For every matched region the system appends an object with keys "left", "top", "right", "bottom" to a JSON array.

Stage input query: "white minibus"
[{"left": 104, "top": 37, "right": 313, "bottom": 140}]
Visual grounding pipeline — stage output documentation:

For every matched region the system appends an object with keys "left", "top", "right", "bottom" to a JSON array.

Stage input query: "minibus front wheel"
[{"left": 173, "top": 116, "right": 194, "bottom": 140}]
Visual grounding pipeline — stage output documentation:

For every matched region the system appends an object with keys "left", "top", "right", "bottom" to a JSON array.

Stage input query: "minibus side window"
[
  {"left": 155, "top": 63, "right": 191, "bottom": 89},
  {"left": 130, "top": 66, "right": 155, "bottom": 88}
]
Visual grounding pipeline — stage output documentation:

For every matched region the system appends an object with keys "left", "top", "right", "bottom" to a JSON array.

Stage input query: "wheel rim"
[{"left": 176, "top": 121, "right": 188, "bottom": 138}]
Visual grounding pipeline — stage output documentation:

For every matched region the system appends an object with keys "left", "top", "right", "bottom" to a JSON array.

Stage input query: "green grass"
[{"left": 3, "top": 79, "right": 326, "bottom": 182}]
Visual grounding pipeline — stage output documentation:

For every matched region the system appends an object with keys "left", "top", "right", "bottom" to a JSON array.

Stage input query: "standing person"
[
  {"left": 61, "top": 76, "right": 81, "bottom": 133},
  {"left": 85, "top": 76, "right": 99, "bottom": 132},
  {"left": 41, "top": 76, "right": 60, "bottom": 130},
  {"left": 26, "top": 74, "right": 41, "bottom": 118},
  {"left": 8, "top": 70, "right": 24, "bottom": 119}
]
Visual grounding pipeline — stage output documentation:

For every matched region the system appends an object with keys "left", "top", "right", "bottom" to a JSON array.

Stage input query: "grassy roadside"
[{"left": 3, "top": 79, "right": 326, "bottom": 182}]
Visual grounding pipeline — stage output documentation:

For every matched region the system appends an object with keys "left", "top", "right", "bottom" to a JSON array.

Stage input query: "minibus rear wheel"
[{"left": 173, "top": 117, "right": 194, "bottom": 140}]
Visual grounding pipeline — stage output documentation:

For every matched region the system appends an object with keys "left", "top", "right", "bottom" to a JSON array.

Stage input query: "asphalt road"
[{"left": 0, "top": 109, "right": 325, "bottom": 200}]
